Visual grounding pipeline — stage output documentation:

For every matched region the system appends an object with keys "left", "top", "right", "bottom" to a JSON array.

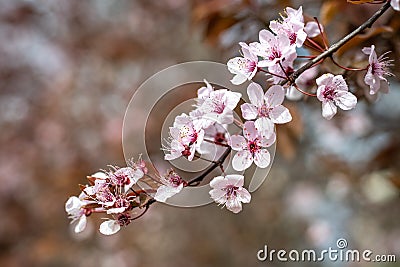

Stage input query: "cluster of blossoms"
[
  {"left": 227, "top": 4, "right": 394, "bottom": 120},
  {"left": 66, "top": 1, "right": 396, "bottom": 235}
]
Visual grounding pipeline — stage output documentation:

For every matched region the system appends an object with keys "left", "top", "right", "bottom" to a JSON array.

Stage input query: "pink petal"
[
  {"left": 210, "top": 175, "right": 229, "bottom": 189},
  {"left": 304, "top": 21, "right": 321, "bottom": 38},
  {"left": 254, "top": 149, "right": 271, "bottom": 168},
  {"left": 335, "top": 91, "right": 357, "bottom": 111},
  {"left": 316, "top": 73, "right": 334, "bottom": 87},
  {"left": 264, "top": 85, "right": 285, "bottom": 107},
  {"left": 225, "top": 174, "right": 244, "bottom": 187},
  {"left": 232, "top": 150, "right": 253, "bottom": 171},
  {"left": 259, "top": 29, "right": 275, "bottom": 44},
  {"left": 237, "top": 188, "right": 251, "bottom": 203},
  {"left": 270, "top": 105, "right": 292, "bottom": 124},
  {"left": 243, "top": 121, "right": 258, "bottom": 141},
  {"left": 391, "top": 0, "right": 400, "bottom": 11},
  {"left": 241, "top": 103, "right": 258, "bottom": 120},
  {"left": 209, "top": 188, "right": 226, "bottom": 205},
  {"left": 247, "top": 82, "right": 264, "bottom": 107},
  {"left": 254, "top": 117, "right": 274, "bottom": 139},
  {"left": 99, "top": 220, "right": 121, "bottom": 235},
  {"left": 226, "top": 198, "right": 242, "bottom": 213},
  {"left": 229, "top": 135, "right": 247, "bottom": 151},
  {"left": 321, "top": 101, "right": 337, "bottom": 120},
  {"left": 259, "top": 132, "right": 276, "bottom": 148},
  {"left": 332, "top": 75, "right": 348, "bottom": 91}
]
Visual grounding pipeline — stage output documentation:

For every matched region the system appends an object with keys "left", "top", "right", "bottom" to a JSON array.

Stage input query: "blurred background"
[{"left": 0, "top": 0, "right": 399, "bottom": 266}]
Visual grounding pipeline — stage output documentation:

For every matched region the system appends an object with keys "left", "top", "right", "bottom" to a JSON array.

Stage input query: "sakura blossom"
[
  {"left": 240, "top": 83, "right": 292, "bottom": 137},
  {"left": 391, "top": 0, "right": 400, "bottom": 11},
  {"left": 154, "top": 170, "right": 186, "bottom": 202},
  {"left": 316, "top": 74, "right": 357, "bottom": 120},
  {"left": 362, "top": 45, "right": 393, "bottom": 95},
  {"left": 164, "top": 113, "right": 204, "bottom": 161},
  {"left": 198, "top": 89, "right": 241, "bottom": 126},
  {"left": 209, "top": 174, "right": 251, "bottom": 213},
  {"left": 99, "top": 212, "right": 133, "bottom": 236},
  {"left": 250, "top": 30, "right": 297, "bottom": 68},
  {"left": 229, "top": 121, "right": 276, "bottom": 171},
  {"left": 196, "top": 123, "right": 228, "bottom": 157},
  {"left": 227, "top": 42, "right": 259, "bottom": 85},
  {"left": 269, "top": 6, "right": 307, "bottom": 47}
]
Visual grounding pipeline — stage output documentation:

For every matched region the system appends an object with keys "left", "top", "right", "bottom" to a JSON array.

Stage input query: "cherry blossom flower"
[
  {"left": 362, "top": 45, "right": 393, "bottom": 95},
  {"left": 209, "top": 174, "right": 251, "bottom": 213},
  {"left": 109, "top": 166, "right": 144, "bottom": 192},
  {"left": 316, "top": 74, "right": 357, "bottom": 120},
  {"left": 391, "top": 0, "right": 399, "bottom": 11},
  {"left": 154, "top": 170, "right": 186, "bottom": 202},
  {"left": 240, "top": 83, "right": 292, "bottom": 137},
  {"left": 198, "top": 89, "right": 242, "bottom": 126},
  {"left": 164, "top": 113, "right": 204, "bottom": 161},
  {"left": 229, "top": 121, "right": 276, "bottom": 171},
  {"left": 250, "top": 30, "right": 297, "bottom": 68},
  {"left": 270, "top": 6, "right": 307, "bottom": 47},
  {"left": 227, "top": 42, "right": 259, "bottom": 85}
]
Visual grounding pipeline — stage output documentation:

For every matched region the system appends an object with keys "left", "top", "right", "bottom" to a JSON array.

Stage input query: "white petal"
[
  {"left": 335, "top": 91, "right": 357, "bottom": 110},
  {"left": 270, "top": 105, "right": 292, "bottom": 124},
  {"left": 304, "top": 21, "right": 321, "bottom": 38},
  {"left": 225, "top": 91, "right": 242, "bottom": 110},
  {"left": 65, "top": 196, "right": 82, "bottom": 214},
  {"left": 232, "top": 150, "right": 253, "bottom": 171},
  {"left": 321, "top": 101, "right": 337, "bottom": 120},
  {"left": 209, "top": 188, "right": 227, "bottom": 205},
  {"left": 74, "top": 215, "right": 87, "bottom": 233},
  {"left": 225, "top": 174, "right": 245, "bottom": 187},
  {"left": 154, "top": 184, "right": 183, "bottom": 202},
  {"left": 391, "top": 0, "right": 400, "bottom": 11},
  {"left": 241, "top": 103, "right": 258, "bottom": 120},
  {"left": 264, "top": 85, "right": 285, "bottom": 107},
  {"left": 225, "top": 198, "right": 243, "bottom": 213},
  {"left": 231, "top": 74, "right": 247, "bottom": 85},
  {"left": 99, "top": 220, "right": 121, "bottom": 235},
  {"left": 254, "top": 117, "right": 274, "bottom": 139},
  {"left": 229, "top": 135, "right": 247, "bottom": 151},
  {"left": 237, "top": 188, "right": 251, "bottom": 203},
  {"left": 210, "top": 175, "right": 229, "bottom": 189},
  {"left": 247, "top": 82, "right": 264, "bottom": 107},
  {"left": 254, "top": 149, "right": 271, "bottom": 168},
  {"left": 243, "top": 121, "right": 259, "bottom": 141}
]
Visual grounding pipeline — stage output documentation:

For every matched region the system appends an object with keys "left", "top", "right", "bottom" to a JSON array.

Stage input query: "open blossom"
[
  {"left": 270, "top": 6, "right": 307, "bottom": 47},
  {"left": 250, "top": 30, "right": 297, "bottom": 68},
  {"left": 198, "top": 89, "right": 241, "bottom": 126},
  {"left": 227, "top": 42, "right": 259, "bottom": 85},
  {"left": 392, "top": 0, "right": 399, "bottom": 11},
  {"left": 362, "top": 45, "right": 393, "bottom": 95},
  {"left": 154, "top": 170, "right": 186, "bottom": 202},
  {"left": 241, "top": 83, "right": 292, "bottom": 137},
  {"left": 209, "top": 174, "right": 251, "bottom": 213},
  {"left": 164, "top": 113, "right": 204, "bottom": 161},
  {"left": 316, "top": 74, "right": 357, "bottom": 120},
  {"left": 229, "top": 121, "right": 276, "bottom": 171}
]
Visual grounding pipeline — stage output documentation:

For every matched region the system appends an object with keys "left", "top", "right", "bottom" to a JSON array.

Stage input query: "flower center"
[
  {"left": 289, "top": 32, "right": 297, "bottom": 45},
  {"left": 214, "top": 132, "right": 225, "bottom": 143},
  {"left": 224, "top": 185, "right": 239, "bottom": 198},
  {"left": 258, "top": 104, "right": 271, "bottom": 117},
  {"left": 268, "top": 47, "right": 282, "bottom": 61},
  {"left": 248, "top": 140, "right": 260, "bottom": 155},
  {"left": 322, "top": 86, "right": 336, "bottom": 101}
]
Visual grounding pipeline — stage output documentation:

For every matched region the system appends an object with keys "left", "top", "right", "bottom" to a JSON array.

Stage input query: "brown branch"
[{"left": 279, "top": 1, "right": 392, "bottom": 86}]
